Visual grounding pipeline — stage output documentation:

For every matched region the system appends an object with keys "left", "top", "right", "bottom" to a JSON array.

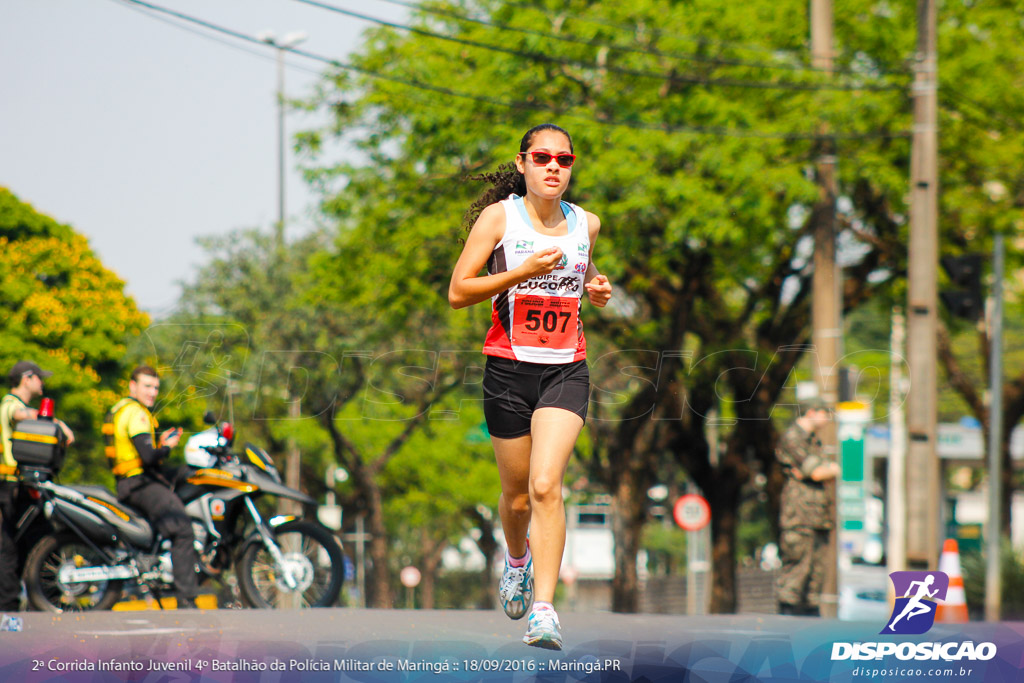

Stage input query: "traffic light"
[{"left": 940, "top": 253, "right": 984, "bottom": 321}]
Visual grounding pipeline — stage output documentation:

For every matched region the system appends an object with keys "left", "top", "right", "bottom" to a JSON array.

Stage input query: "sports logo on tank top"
[
  {"left": 515, "top": 275, "right": 580, "bottom": 294},
  {"left": 515, "top": 240, "right": 533, "bottom": 253}
]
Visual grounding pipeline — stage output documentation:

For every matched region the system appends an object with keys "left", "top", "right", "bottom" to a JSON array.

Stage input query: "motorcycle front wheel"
[
  {"left": 23, "top": 533, "right": 124, "bottom": 612},
  {"left": 236, "top": 520, "right": 344, "bottom": 609}
]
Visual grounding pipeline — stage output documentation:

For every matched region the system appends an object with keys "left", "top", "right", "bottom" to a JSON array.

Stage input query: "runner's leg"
[
  {"left": 528, "top": 407, "right": 584, "bottom": 603},
  {"left": 492, "top": 434, "right": 532, "bottom": 558}
]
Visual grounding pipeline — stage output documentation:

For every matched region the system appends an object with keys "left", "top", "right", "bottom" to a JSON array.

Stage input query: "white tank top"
[{"left": 482, "top": 195, "right": 590, "bottom": 364}]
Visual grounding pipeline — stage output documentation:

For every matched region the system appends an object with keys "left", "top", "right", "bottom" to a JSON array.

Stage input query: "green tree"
[
  {"left": 164, "top": 227, "right": 501, "bottom": 608},
  {"left": 937, "top": 285, "right": 1024, "bottom": 542},
  {"left": 298, "top": 0, "right": 1024, "bottom": 612},
  {"left": 381, "top": 400, "right": 500, "bottom": 608},
  {"left": 0, "top": 188, "right": 150, "bottom": 484},
  {"left": 314, "top": 347, "right": 470, "bottom": 608},
  {"left": 927, "top": 0, "right": 1024, "bottom": 546},
  {"left": 143, "top": 227, "right": 345, "bottom": 501},
  {"left": 299, "top": 0, "right": 900, "bottom": 613}
]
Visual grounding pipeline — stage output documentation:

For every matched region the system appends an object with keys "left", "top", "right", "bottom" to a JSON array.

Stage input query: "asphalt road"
[{"left": 0, "top": 607, "right": 1019, "bottom": 682}]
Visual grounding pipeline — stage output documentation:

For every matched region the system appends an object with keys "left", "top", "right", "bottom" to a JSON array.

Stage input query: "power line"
[
  {"left": 297, "top": 0, "right": 905, "bottom": 92},
  {"left": 371, "top": 0, "right": 883, "bottom": 77},
  {"left": 115, "top": 0, "right": 909, "bottom": 140},
  {"left": 497, "top": 0, "right": 810, "bottom": 58},
  {"left": 940, "top": 86, "right": 1023, "bottom": 134},
  {"left": 114, "top": 0, "right": 324, "bottom": 78},
  {"left": 495, "top": 0, "right": 913, "bottom": 78}
]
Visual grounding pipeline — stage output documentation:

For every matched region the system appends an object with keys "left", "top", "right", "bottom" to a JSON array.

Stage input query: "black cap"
[{"left": 7, "top": 360, "right": 53, "bottom": 387}]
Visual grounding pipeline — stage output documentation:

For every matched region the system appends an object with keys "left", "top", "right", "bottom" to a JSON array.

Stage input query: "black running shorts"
[{"left": 482, "top": 356, "right": 590, "bottom": 439}]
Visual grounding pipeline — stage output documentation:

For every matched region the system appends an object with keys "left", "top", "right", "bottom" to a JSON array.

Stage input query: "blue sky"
[{"left": 1, "top": 0, "right": 404, "bottom": 314}]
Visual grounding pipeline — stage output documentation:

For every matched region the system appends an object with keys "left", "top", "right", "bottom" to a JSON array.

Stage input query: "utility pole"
[
  {"left": 905, "top": 0, "right": 940, "bottom": 569},
  {"left": 887, "top": 308, "right": 908, "bottom": 574},
  {"left": 286, "top": 397, "right": 302, "bottom": 515},
  {"left": 985, "top": 234, "right": 1004, "bottom": 621},
  {"left": 258, "top": 30, "right": 308, "bottom": 251},
  {"left": 275, "top": 44, "right": 287, "bottom": 249},
  {"left": 810, "top": 0, "right": 841, "bottom": 619},
  {"left": 259, "top": 31, "right": 308, "bottom": 517}
]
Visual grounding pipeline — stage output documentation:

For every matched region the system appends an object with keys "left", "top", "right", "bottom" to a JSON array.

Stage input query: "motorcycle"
[{"left": 13, "top": 413, "right": 345, "bottom": 612}]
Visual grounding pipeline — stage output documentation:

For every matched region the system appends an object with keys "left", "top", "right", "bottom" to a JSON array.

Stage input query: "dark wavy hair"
[{"left": 461, "top": 123, "right": 573, "bottom": 233}]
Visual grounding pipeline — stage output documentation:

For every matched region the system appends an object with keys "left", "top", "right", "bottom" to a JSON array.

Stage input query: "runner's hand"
[
  {"left": 520, "top": 247, "right": 563, "bottom": 278},
  {"left": 585, "top": 274, "right": 612, "bottom": 307}
]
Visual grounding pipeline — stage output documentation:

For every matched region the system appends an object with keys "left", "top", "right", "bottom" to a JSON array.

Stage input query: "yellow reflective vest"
[
  {"left": 0, "top": 394, "right": 29, "bottom": 482},
  {"left": 102, "top": 397, "right": 158, "bottom": 479}
]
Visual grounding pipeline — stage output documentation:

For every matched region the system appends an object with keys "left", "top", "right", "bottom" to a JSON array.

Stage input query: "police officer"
[
  {"left": 106, "top": 365, "right": 198, "bottom": 608},
  {"left": 776, "top": 397, "right": 840, "bottom": 616},
  {"left": 1, "top": 361, "right": 74, "bottom": 611}
]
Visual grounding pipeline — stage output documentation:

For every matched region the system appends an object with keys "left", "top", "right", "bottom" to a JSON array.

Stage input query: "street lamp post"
[
  {"left": 258, "top": 30, "right": 307, "bottom": 532},
  {"left": 257, "top": 30, "right": 308, "bottom": 250}
]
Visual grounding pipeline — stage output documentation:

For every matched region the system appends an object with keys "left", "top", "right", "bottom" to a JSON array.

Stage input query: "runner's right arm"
[{"left": 449, "top": 204, "right": 562, "bottom": 309}]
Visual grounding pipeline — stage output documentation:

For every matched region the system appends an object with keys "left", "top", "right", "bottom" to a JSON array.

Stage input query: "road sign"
[
  {"left": 673, "top": 494, "right": 711, "bottom": 531},
  {"left": 838, "top": 401, "right": 871, "bottom": 532}
]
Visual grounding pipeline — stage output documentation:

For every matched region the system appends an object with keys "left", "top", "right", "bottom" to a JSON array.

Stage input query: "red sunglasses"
[{"left": 520, "top": 151, "right": 576, "bottom": 168}]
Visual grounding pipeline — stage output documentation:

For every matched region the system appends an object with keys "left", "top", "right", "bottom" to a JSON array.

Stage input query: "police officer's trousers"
[
  {"left": 0, "top": 482, "right": 22, "bottom": 611},
  {"left": 117, "top": 473, "right": 199, "bottom": 600}
]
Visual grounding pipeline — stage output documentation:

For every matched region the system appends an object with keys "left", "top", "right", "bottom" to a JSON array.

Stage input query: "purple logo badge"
[{"left": 882, "top": 571, "right": 949, "bottom": 635}]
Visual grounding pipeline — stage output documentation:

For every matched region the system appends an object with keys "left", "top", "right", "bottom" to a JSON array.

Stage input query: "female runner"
[{"left": 449, "top": 123, "right": 612, "bottom": 649}]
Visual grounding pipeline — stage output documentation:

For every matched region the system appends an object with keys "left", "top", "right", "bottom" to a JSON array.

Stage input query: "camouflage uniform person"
[{"left": 776, "top": 398, "right": 839, "bottom": 616}]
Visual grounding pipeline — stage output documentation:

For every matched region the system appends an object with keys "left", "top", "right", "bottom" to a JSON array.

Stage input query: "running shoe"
[
  {"left": 522, "top": 607, "right": 562, "bottom": 650},
  {"left": 498, "top": 555, "right": 534, "bottom": 620}
]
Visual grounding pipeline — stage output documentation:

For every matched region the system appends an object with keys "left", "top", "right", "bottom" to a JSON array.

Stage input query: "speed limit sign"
[{"left": 673, "top": 494, "right": 711, "bottom": 531}]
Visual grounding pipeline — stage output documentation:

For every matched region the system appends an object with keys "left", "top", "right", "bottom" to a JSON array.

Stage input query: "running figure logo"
[{"left": 882, "top": 571, "right": 949, "bottom": 635}]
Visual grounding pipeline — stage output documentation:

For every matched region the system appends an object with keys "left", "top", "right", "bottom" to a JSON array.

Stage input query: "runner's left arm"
[{"left": 583, "top": 212, "right": 612, "bottom": 307}]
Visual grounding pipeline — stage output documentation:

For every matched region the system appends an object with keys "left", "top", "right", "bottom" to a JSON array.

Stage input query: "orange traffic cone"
[{"left": 935, "top": 538, "right": 969, "bottom": 623}]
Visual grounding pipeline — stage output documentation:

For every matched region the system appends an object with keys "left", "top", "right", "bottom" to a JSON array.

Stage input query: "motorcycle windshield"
[{"left": 243, "top": 443, "right": 280, "bottom": 479}]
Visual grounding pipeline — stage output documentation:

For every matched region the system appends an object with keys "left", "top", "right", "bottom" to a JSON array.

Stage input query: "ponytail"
[
  {"left": 461, "top": 162, "right": 525, "bottom": 233},
  {"left": 460, "top": 123, "right": 573, "bottom": 235}
]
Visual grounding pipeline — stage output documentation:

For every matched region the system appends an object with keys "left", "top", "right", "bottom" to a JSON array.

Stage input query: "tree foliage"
[
  {"left": 293, "top": 0, "right": 1024, "bottom": 612},
  {"left": 0, "top": 188, "right": 150, "bottom": 484},
  {"left": 164, "top": 227, "right": 502, "bottom": 608}
]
